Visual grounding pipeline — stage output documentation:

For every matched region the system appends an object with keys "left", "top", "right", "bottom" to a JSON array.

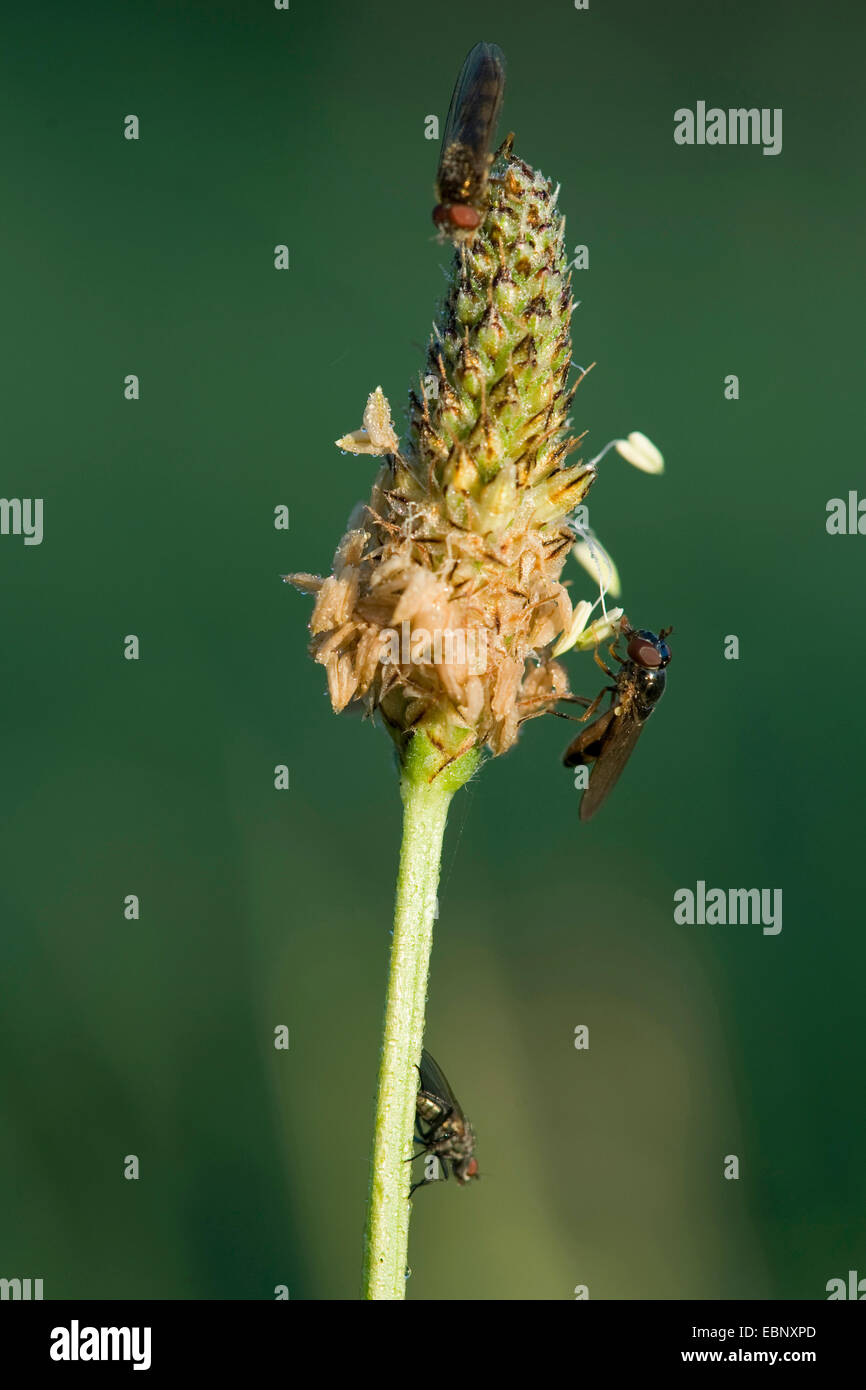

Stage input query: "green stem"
[{"left": 362, "top": 733, "right": 479, "bottom": 1300}]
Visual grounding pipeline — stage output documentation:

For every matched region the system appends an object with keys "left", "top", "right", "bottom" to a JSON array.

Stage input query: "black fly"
[
  {"left": 562, "top": 619, "right": 672, "bottom": 822},
  {"left": 410, "top": 1049, "right": 479, "bottom": 1194},
  {"left": 432, "top": 41, "right": 506, "bottom": 240}
]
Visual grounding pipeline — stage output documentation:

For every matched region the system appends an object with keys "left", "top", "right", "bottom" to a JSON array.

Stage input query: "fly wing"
[
  {"left": 418, "top": 1048, "right": 465, "bottom": 1124},
  {"left": 562, "top": 705, "right": 616, "bottom": 767},
  {"left": 439, "top": 42, "right": 506, "bottom": 180},
  {"left": 579, "top": 707, "right": 647, "bottom": 821}
]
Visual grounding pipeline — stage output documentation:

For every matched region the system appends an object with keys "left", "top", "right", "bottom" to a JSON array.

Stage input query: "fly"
[
  {"left": 410, "top": 1048, "right": 479, "bottom": 1193},
  {"left": 562, "top": 619, "right": 672, "bottom": 822},
  {"left": 432, "top": 41, "right": 506, "bottom": 240}
]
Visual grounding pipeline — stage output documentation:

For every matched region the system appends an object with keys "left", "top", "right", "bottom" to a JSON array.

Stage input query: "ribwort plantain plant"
[{"left": 285, "top": 44, "right": 663, "bottom": 1299}]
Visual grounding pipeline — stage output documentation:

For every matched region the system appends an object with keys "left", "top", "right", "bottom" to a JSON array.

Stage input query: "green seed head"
[{"left": 287, "top": 147, "right": 651, "bottom": 774}]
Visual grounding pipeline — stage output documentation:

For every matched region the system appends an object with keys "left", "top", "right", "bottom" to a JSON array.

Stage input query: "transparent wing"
[
  {"left": 579, "top": 709, "right": 647, "bottom": 821},
  {"left": 418, "top": 1048, "right": 465, "bottom": 1123},
  {"left": 439, "top": 42, "right": 505, "bottom": 177},
  {"left": 562, "top": 705, "right": 615, "bottom": 767}
]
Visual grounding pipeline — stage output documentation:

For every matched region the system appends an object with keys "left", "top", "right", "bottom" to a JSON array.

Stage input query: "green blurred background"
[{"left": 1, "top": 0, "right": 863, "bottom": 1299}]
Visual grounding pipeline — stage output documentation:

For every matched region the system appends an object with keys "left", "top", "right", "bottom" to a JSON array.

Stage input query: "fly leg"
[
  {"left": 409, "top": 1156, "right": 449, "bottom": 1196},
  {"left": 550, "top": 688, "right": 612, "bottom": 725},
  {"left": 593, "top": 647, "right": 618, "bottom": 680},
  {"left": 578, "top": 685, "right": 613, "bottom": 722},
  {"left": 517, "top": 691, "right": 588, "bottom": 724}
]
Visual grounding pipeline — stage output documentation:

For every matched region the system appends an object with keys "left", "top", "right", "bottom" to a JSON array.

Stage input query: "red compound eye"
[
  {"left": 448, "top": 204, "right": 481, "bottom": 229},
  {"left": 627, "top": 634, "right": 663, "bottom": 668},
  {"left": 433, "top": 203, "right": 482, "bottom": 229}
]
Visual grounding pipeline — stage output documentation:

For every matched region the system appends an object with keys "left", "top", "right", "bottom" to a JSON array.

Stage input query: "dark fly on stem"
[
  {"left": 562, "top": 619, "right": 673, "bottom": 822},
  {"left": 432, "top": 41, "right": 506, "bottom": 240},
  {"left": 410, "top": 1049, "right": 479, "bottom": 1194}
]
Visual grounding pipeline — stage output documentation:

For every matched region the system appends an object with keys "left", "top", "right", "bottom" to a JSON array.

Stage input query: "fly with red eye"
[
  {"left": 562, "top": 618, "right": 673, "bottom": 822},
  {"left": 432, "top": 42, "right": 506, "bottom": 242},
  {"left": 410, "top": 1049, "right": 480, "bottom": 1195}
]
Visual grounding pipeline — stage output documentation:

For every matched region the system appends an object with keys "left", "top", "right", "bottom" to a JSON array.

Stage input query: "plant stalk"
[{"left": 362, "top": 734, "right": 478, "bottom": 1299}]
